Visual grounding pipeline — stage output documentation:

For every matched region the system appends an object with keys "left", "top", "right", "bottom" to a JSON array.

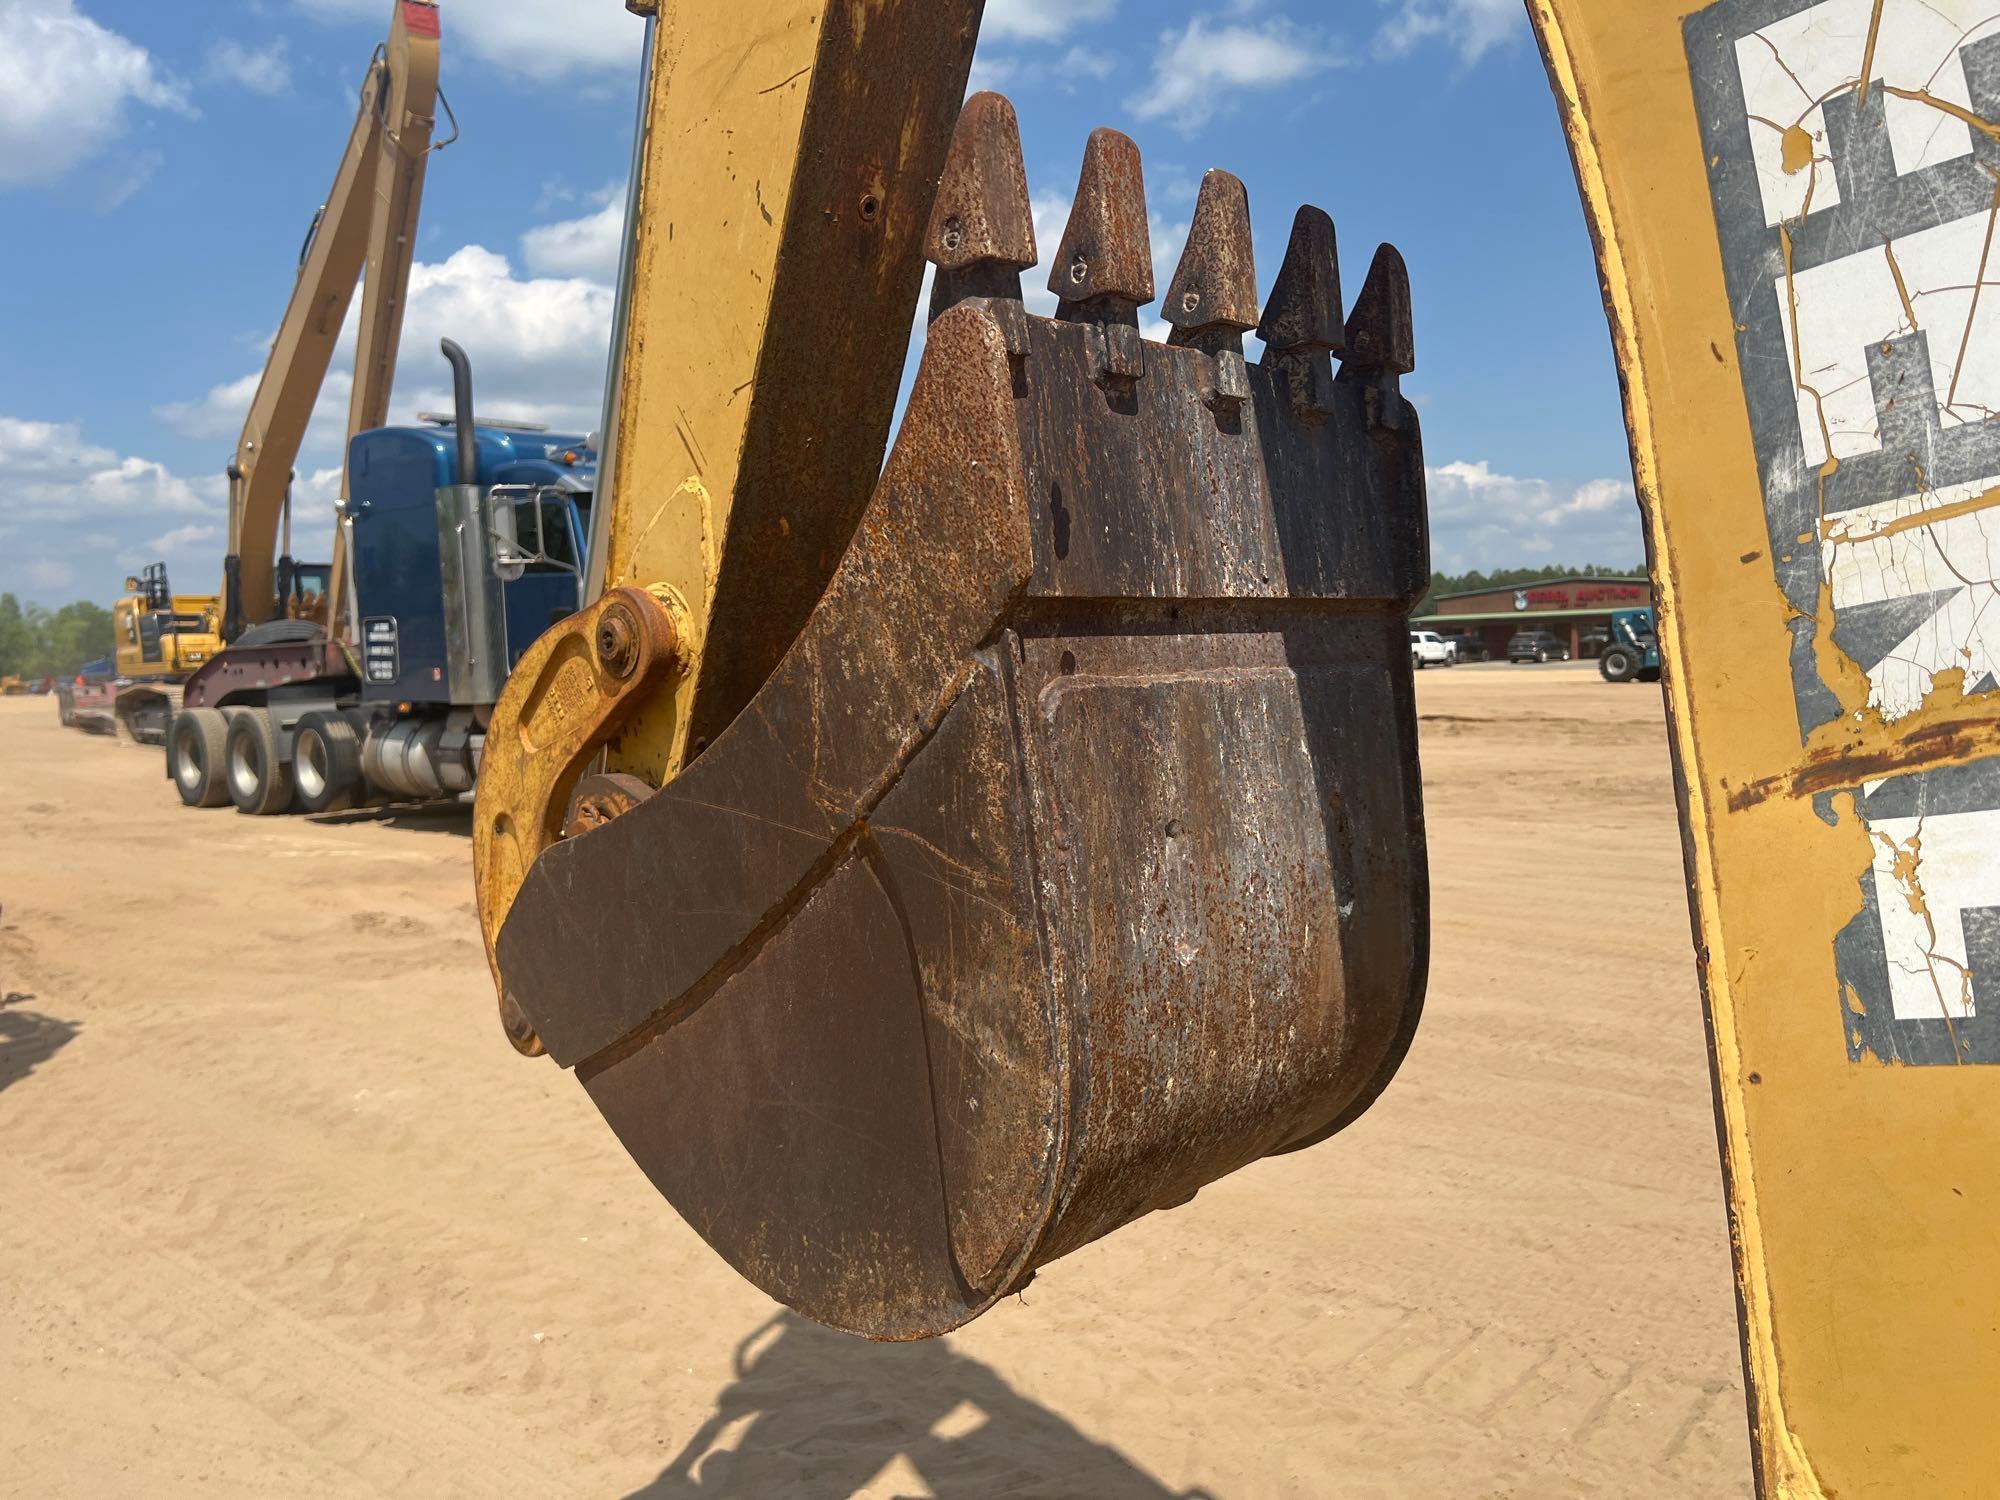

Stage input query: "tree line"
[
  {"left": 1416, "top": 562, "right": 1644, "bottom": 616},
  {"left": 0, "top": 594, "right": 115, "bottom": 681}
]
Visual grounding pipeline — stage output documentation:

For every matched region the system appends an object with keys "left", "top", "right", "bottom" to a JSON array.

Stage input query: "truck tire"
[
  {"left": 293, "top": 711, "right": 362, "bottom": 815},
  {"left": 1600, "top": 646, "right": 1638, "bottom": 683},
  {"left": 169, "top": 708, "right": 232, "bottom": 808},
  {"left": 225, "top": 706, "right": 294, "bottom": 816}
]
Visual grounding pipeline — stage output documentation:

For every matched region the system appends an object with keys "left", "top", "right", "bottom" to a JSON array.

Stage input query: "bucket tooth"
[
  {"left": 927, "top": 91, "right": 1036, "bottom": 349},
  {"left": 1165, "top": 169, "right": 1258, "bottom": 413},
  {"left": 1050, "top": 127, "right": 1153, "bottom": 316},
  {"left": 1257, "top": 206, "right": 1344, "bottom": 424},
  {"left": 1049, "top": 128, "right": 1152, "bottom": 389},
  {"left": 1339, "top": 243, "right": 1420, "bottom": 484},
  {"left": 1342, "top": 243, "right": 1415, "bottom": 376},
  {"left": 1256, "top": 206, "right": 1344, "bottom": 355},
  {"left": 1165, "top": 169, "right": 1259, "bottom": 350}
]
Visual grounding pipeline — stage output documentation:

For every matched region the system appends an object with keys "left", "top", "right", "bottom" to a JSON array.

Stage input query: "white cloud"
[
  {"left": 122, "top": 523, "right": 221, "bottom": 573},
  {"left": 519, "top": 188, "right": 625, "bottom": 281},
  {"left": 208, "top": 38, "right": 292, "bottom": 96},
  {"left": 0, "top": 416, "right": 226, "bottom": 602},
  {"left": 1423, "top": 460, "right": 1643, "bottom": 573},
  {"left": 25, "top": 558, "right": 74, "bottom": 591},
  {"left": 1056, "top": 45, "right": 1117, "bottom": 82},
  {"left": 0, "top": 418, "right": 218, "bottom": 520},
  {"left": 0, "top": 0, "right": 192, "bottom": 187},
  {"left": 1375, "top": 0, "right": 1524, "bottom": 66},
  {"left": 376, "top": 246, "right": 614, "bottom": 433},
  {"left": 1129, "top": 14, "right": 1338, "bottom": 134},
  {"left": 985, "top": 0, "right": 1118, "bottom": 43},
  {"left": 160, "top": 240, "right": 615, "bottom": 473},
  {"left": 292, "top": 0, "right": 640, "bottom": 79},
  {"left": 968, "top": 53, "right": 1018, "bottom": 93}
]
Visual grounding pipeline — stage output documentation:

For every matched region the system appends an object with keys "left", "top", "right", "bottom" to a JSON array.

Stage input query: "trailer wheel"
[
  {"left": 1600, "top": 646, "right": 1638, "bottom": 683},
  {"left": 169, "top": 708, "right": 232, "bottom": 808},
  {"left": 293, "top": 712, "right": 362, "bottom": 815},
  {"left": 225, "top": 707, "right": 294, "bottom": 816}
]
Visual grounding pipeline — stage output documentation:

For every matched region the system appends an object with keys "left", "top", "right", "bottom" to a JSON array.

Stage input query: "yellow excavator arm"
[
  {"left": 224, "top": 0, "right": 442, "bottom": 639},
  {"left": 1531, "top": 4, "right": 2000, "bottom": 1494}
]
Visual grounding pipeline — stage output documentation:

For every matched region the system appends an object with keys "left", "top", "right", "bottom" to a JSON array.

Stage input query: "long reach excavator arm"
[{"left": 223, "top": 0, "right": 443, "bottom": 641}]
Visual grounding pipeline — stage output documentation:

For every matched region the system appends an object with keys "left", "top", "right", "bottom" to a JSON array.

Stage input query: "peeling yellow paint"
[
  {"left": 1780, "top": 123, "right": 1815, "bottom": 174},
  {"left": 1821, "top": 482, "right": 2000, "bottom": 544},
  {"left": 1529, "top": 2, "right": 2000, "bottom": 1493}
]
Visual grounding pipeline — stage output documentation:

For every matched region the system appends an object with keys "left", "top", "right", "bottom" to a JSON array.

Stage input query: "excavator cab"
[{"left": 476, "top": 85, "right": 1433, "bottom": 1341}]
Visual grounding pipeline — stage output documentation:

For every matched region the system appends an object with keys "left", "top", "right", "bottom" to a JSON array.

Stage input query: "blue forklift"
[{"left": 1597, "top": 607, "right": 1661, "bottom": 683}]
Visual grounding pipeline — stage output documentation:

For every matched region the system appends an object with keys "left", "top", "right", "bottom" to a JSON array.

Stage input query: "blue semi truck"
[{"left": 165, "top": 343, "right": 596, "bottom": 815}]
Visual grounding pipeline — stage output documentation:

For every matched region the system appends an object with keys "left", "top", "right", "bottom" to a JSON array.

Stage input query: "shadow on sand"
[
  {"left": 0, "top": 992, "right": 78, "bottom": 1097},
  {"left": 309, "top": 802, "right": 474, "bottom": 838},
  {"left": 629, "top": 1313, "right": 1216, "bottom": 1500}
]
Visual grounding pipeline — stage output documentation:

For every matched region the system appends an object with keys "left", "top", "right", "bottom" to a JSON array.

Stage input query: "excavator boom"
[{"left": 225, "top": 0, "right": 440, "bottom": 638}]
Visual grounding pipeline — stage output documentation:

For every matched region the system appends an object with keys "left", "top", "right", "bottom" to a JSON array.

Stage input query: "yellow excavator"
[
  {"left": 53, "top": 563, "right": 222, "bottom": 744},
  {"left": 455, "top": 3, "right": 1992, "bottom": 1495}
]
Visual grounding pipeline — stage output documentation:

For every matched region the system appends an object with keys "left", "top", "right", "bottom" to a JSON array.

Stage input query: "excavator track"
[{"left": 478, "top": 95, "right": 1432, "bottom": 1341}]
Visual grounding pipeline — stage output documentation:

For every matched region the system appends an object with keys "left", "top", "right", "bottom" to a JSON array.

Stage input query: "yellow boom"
[{"left": 224, "top": 0, "right": 442, "bottom": 638}]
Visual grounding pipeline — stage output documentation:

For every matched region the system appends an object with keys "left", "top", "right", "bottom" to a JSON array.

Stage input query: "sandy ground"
[{"left": 0, "top": 670, "right": 1751, "bottom": 1499}]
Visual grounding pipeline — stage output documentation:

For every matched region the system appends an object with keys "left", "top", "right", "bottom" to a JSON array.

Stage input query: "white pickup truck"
[{"left": 1409, "top": 630, "right": 1457, "bottom": 670}]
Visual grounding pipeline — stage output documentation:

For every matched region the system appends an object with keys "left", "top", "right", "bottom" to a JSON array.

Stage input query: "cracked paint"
[{"left": 1694, "top": 0, "right": 2000, "bottom": 1062}]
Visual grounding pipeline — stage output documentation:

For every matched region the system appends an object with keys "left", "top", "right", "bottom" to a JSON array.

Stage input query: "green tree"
[
  {"left": 1414, "top": 562, "right": 1647, "bottom": 617},
  {"left": 0, "top": 593, "right": 27, "bottom": 677},
  {"left": 40, "top": 601, "right": 115, "bottom": 677},
  {"left": 0, "top": 595, "right": 117, "bottom": 679}
]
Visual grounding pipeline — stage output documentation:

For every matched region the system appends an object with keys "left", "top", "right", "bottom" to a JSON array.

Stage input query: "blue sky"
[{"left": 0, "top": 0, "right": 1640, "bottom": 605}]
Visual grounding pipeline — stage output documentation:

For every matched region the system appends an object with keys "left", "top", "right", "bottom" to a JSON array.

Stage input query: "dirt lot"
[{"left": 0, "top": 670, "right": 1750, "bottom": 1499}]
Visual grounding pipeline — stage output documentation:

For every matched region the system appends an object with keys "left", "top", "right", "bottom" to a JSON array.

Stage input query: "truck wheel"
[
  {"left": 1600, "top": 646, "right": 1638, "bottom": 683},
  {"left": 1537, "top": 649, "right": 1550, "bottom": 664},
  {"left": 225, "top": 707, "right": 294, "bottom": 816},
  {"left": 293, "top": 712, "right": 362, "bottom": 815},
  {"left": 169, "top": 708, "right": 231, "bottom": 808}
]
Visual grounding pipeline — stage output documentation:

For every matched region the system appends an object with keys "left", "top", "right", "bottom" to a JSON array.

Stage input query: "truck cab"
[
  {"left": 345, "top": 420, "right": 594, "bottom": 710},
  {"left": 170, "top": 404, "right": 600, "bottom": 818}
]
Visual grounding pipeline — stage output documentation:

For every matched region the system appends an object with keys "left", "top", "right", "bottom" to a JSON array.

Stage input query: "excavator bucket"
[{"left": 480, "top": 97, "right": 1431, "bottom": 1340}]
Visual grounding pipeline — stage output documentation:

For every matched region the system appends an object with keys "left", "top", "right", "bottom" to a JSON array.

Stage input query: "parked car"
[
  {"left": 1410, "top": 630, "right": 1456, "bottom": 669},
  {"left": 1439, "top": 631, "right": 1490, "bottom": 663},
  {"left": 1508, "top": 630, "right": 1573, "bottom": 664}
]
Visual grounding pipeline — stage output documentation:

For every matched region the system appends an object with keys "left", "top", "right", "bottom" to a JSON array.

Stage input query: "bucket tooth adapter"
[{"left": 477, "top": 96, "right": 1432, "bottom": 1341}]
